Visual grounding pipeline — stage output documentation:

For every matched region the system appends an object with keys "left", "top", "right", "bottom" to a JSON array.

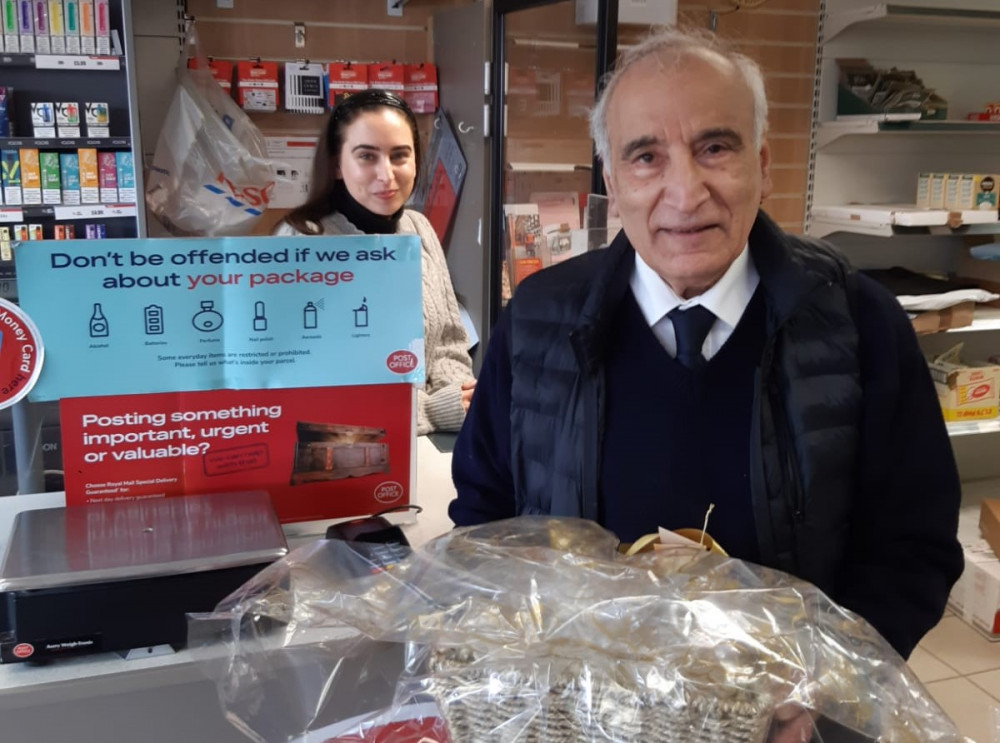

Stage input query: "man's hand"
[
  {"left": 460, "top": 380, "right": 477, "bottom": 412},
  {"left": 766, "top": 703, "right": 815, "bottom": 743}
]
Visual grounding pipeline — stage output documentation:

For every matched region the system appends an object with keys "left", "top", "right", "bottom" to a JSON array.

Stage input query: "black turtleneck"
[{"left": 332, "top": 179, "right": 405, "bottom": 235}]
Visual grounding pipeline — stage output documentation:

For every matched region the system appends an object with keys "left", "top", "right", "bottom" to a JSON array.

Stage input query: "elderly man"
[{"left": 450, "top": 27, "right": 962, "bottom": 659}]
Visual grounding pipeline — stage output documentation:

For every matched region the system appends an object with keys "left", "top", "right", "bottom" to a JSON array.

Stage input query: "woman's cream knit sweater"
[{"left": 274, "top": 210, "right": 474, "bottom": 435}]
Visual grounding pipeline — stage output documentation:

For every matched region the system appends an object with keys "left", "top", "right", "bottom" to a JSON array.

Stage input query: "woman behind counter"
[{"left": 274, "top": 89, "right": 475, "bottom": 435}]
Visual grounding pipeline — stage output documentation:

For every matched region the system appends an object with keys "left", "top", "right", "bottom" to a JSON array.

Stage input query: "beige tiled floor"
[{"left": 911, "top": 613, "right": 1000, "bottom": 742}]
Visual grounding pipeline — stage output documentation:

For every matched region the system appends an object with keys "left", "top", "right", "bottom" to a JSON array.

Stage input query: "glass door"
[{"left": 488, "top": 0, "right": 617, "bottom": 324}]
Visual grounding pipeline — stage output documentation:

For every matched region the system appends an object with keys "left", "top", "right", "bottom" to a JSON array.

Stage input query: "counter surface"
[{"left": 0, "top": 435, "right": 458, "bottom": 742}]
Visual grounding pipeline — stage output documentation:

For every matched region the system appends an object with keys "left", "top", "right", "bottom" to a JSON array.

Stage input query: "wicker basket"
[{"left": 424, "top": 649, "right": 775, "bottom": 743}]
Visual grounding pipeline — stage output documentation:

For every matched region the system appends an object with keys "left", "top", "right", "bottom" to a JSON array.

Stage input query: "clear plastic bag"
[
  {"left": 189, "top": 517, "right": 964, "bottom": 742},
  {"left": 144, "top": 22, "right": 275, "bottom": 236}
]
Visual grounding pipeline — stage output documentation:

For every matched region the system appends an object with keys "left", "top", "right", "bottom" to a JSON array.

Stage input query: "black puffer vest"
[{"left": 507, "top": 211, "right": 862, "bottom": 593}]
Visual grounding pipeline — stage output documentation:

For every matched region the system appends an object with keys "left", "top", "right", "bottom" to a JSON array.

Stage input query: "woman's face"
[{"left": 334, "top": 108, "right": 417, "bottom": 216}]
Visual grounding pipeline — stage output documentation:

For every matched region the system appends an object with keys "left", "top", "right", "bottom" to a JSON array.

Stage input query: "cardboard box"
[
  {"left": 981, "top": 499, "right": 1000, "bottom": 561},
  {"left": 910, "top": 301, "right": 975, "bottom": 335},
  {"left": 950, "top": 505, "right": 1000, "bottom": 639},
  {"left": 929, "top": 355, "right": 1000, "bottom": 421}
]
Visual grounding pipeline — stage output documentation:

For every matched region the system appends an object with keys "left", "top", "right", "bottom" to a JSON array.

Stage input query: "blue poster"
[{"left": 15, "top": 235, "right": 425, "bottom": 400}]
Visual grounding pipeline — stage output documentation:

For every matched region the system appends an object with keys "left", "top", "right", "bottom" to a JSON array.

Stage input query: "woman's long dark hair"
[{"left": 283, "top": 89, "right": 423, "bottom": 235}]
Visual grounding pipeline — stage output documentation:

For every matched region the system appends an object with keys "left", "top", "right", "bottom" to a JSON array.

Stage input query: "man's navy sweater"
[{"left": 599, "top": 290, "right": 765, "bottom": 559}]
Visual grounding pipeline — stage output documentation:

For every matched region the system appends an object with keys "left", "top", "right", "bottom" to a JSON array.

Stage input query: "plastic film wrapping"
[{"left": 189, "top": 517, "right": 963, "bottom": 743}]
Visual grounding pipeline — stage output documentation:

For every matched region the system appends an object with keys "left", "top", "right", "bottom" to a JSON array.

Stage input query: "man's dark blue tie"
[{"left": 668, "top": 305, "right": 716, "bottom": 370}]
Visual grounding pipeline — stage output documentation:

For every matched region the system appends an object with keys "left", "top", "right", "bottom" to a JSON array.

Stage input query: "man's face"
[{"left": 603, "top": 51, "right": 772, "bottom": 299}]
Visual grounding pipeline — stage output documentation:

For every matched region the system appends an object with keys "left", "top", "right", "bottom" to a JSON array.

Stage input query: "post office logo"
[{"left": 386, "top": 350, "right": 418, "bottom": 374}]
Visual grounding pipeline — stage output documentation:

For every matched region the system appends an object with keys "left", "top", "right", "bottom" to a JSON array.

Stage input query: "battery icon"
[{"left": 144, "top": 304, "right": 163, "bottom": 334}]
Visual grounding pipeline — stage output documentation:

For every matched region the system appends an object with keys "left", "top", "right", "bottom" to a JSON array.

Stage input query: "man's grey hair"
[{"left": 589, "top": 27, "right": 769, "bottom": 170}]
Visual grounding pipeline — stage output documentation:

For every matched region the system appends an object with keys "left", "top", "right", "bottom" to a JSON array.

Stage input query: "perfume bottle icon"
[
  {"left": 89, "top": 303, "right": 109, "bottom": 337},
  {"left": 303, "top": 301, "right": 318, "bottom": 329},
  {"left": 192, "top": 300, "right": 223, "bottom": 332},
  {"left": 253, "top": 301, "right": 267, "bottom": 332}
]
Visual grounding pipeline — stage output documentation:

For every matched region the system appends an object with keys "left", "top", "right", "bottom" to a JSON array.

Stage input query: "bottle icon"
[
  {"left": 253, "top": 301, "right": 267, "bottom": 332},
  {"left": 192, "top": 300, "right": 223, "bottom": 332},
  {"left": 303, "top": 301, "right": 318, "bottom": 330},
  {"left": 89, "top": 303, "right": 109, "bottom": 337}
]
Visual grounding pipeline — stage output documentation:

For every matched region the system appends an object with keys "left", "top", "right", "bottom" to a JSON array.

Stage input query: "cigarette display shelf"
[
  {"left": 0, "top": 53, "right": 120, "bottom": 71},
  {"left": 0, "top": 204, "right": 137, "bottom": 222},
  {"left": 0, "top": 137, "right": 130, "bottom": 149}
]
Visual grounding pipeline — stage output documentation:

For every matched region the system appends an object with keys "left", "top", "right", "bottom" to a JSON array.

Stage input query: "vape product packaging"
[
  {"left": 55, "top": 101, "right": 81, "bottom": 137},
  {"left": 285, "top": 62, "right": 326, "bottom": 114},
  {"left": 114, "top": 150, "right": 134, "bottom": 203},
  {"left": 54, "top": 223, "right": 74, "bottom": 239},
  {"left": 84, "top": 222, "right": 105, "bottom": 238},
  {"left": 27, "top": 222, "right": 42, "bottom": 240},
  {"left": 2, "top": 0, "right": 20, "bottom": 52},
  {"left": 326, "top": 62, "right": 368, "bottom": 107},
  {"left": 33, "top": 0, "right": 49, "bottom": 54},
  {"left": 0, "top": 228, "right": 10, "bottom": 254},
  {"left": 78, "top": 0, "right": 92, "bottom": 54},
  {"left": 403, "top": 63, "right": 438, "bottom": 114},
  {"left": 77, "top": 146, "right": 98, "bottom": 203},
  {"left": 84, "top": 101, "right": 109, "bottom": 137},
  {"left": 97, "top": 149, "right": 116, "bottom": 202},
  {"left": 93, "top": 0, "right": 107, "bottom": 55},
  {"left": 0, "top": 150, "right": 21, "bottom": 205},
  {"left": 236, "top": 60, "right": 280, "bottom": 111},
  {"left": 59, "top": 151, "right": 79, "bottom": 204},
  {"left": 63, "top": 0, "right": 79, "bottom": 54},
  {"left": 368, "top": 62, "right": 405, "bottom": 95},
  {"left": 47, "top": 0, "right": 64, "bottom": 53},
  {"left": 31, "top": 101, "right": 55, "bottom": 138},
  {"left": 0, "top": 87, "right": 13, "bottom": 137},
  {"left": 18, "top": 148, "right": 41, "bottom": 204},
  {"left": 18, "top": 0, "right": 33, "bottom": 53},
  {"left": 40, "top": 150, "right": 60, "bottom": 204},
  {"left": 12, "top": 224, "right": 28, "bottom": 241}
]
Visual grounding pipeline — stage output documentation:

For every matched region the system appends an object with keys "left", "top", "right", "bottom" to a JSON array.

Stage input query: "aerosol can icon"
[{"left": 303, "top": 301, "right": 318, "bottom": 329}]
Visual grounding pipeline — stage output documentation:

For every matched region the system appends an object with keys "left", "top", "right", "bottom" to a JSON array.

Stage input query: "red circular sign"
[
  {"left": 972, "top": 384, "right": 991, "bottom": 401},
  {"left": 386, "top": 350, "right": 418, "bottom": 374},
  {"left": 374, "top": 481, "right": 404, "bottom": 504},
  {"left": 0, "top": 299, "right": 44, "bottom": 409},
  {"left": 12, "top": 643, "right": 34, "bottom": 659}
]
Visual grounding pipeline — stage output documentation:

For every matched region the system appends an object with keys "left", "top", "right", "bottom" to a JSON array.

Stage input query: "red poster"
[
  {"left": 424, "top": 160, "right": 457, "bottom": 245},
  {"left": 59, "top": 384, "right": 413, "bottom": 523}
]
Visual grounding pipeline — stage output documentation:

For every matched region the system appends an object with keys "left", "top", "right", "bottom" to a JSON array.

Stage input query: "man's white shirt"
[{"left": 629, "top": 244, "right": 759, "bottom": 361}]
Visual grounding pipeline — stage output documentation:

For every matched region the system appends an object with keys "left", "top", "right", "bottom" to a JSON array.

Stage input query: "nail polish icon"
[
  {"left": 303, "top": 301, "right": 318, "bottom": 330},
  {"left": 253, "top": 301, "right": 267, "bottom": 332},
  {"left": 89, "top": 303, "right": 109, "bottom": 337}
]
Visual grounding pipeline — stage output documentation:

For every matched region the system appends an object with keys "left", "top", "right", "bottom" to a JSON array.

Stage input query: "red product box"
[
  {"left": 188, "top": 58, "right": 234, "bottom": 92},
  {"left": 404, "top": 63, "right": 438, "bottom": 114},
  {"left": 327, "top": 62, "right": 369, "bottom": 107},
  {"left": 236, "top": 60, "right": 280, "bottom": 111},
  {"left": 368, "top": 62, "right": 405, "bottom": 94}
]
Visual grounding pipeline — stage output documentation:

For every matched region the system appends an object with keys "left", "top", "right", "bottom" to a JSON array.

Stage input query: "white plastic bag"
[{"left": 145, "top": 23, "right": 276, "bottom": 236}]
